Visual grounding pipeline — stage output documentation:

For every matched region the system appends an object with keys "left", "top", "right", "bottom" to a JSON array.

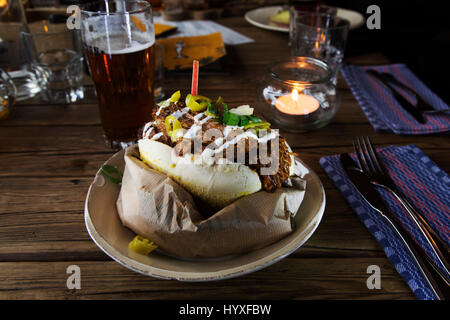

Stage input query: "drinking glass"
[
  {"left": 21, "top": 24, "right": 85, "bottom": 104},
  {"left": 0, "top": 0, "right": 28, "bottom": 71},
  {"left": 81, "top": 0, "right": 156, "bottom": 150},
  {"left": 0, "top": 67, "right": 45, "bottom": 119},
  {"left": 288, "top": 2, "right": 337, "bottom": 46},
  {"left": 290, "top": 9, "right": 349, "bottom": 84}
]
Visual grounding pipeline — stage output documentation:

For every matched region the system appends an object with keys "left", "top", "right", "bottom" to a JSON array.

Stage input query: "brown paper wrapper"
[{"left": 116, "top": 145, "right": 306, "bottom": 258}]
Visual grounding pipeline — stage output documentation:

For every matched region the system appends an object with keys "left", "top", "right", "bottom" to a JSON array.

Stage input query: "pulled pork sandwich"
[{"left": 137, "top": 91, "right": 296, "bottom": 209}]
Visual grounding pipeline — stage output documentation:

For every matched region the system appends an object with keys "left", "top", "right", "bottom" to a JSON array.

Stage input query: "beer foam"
[
  {"left": 82, "top": 15, "right": 154, "bottom": 55},
  {"left": 87, "top": 34, "right": 154, "bottom": 55},
  {"left": 107, "top": 39, "right": 154, "bottom": 55}
]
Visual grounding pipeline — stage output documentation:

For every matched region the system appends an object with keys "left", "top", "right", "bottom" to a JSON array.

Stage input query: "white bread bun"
[{"left": 138, "top": 139, "right": 263, "bottom": 208}]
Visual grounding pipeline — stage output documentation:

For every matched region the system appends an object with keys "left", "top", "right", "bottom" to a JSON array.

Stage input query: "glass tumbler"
[
  {"left": 0, "top": 67, "right": 45, "bottom": 119},
  {"left": 288, "top": 2, "right": 337, "bottom": 46},
  {"left": 0, "top": 0, "right": 28, "bottom": 71},
  {"left": 81, "top": 0, "right": 156, "bottom": 150},
  {"left": 21, "top": 25, "right": 85, "bottom": 104},
  {"left": 290, "top": 9, "right": 349, "bottom": 85}
]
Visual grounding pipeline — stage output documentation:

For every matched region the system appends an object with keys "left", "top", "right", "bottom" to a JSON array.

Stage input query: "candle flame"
[
  {"left": 291, "top": 89, "right": 299, "bottom": 102},
  {"left": 43, "top": 21, "right": 49, "bottom": 33},
  {"left": 314, "top": 29, "right": 327, "bottom": 54},
  {"left": 0, "top": 0, "right": 8, "bottom": 8}
]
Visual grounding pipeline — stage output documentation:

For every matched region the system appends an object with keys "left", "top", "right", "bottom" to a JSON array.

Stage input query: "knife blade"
[
  {"left": 340, "top": 153, "right": 392, "bottom": 214},
  {"left": 375, "top": 72, "right": 435, "bottom": 112},
  {"left": 365, "top": 69, "right": 427, "bottom": 124},
  {"left": 376, "top": 72, "right": 450, "bottom": 115},
  {"left": 339, "top": 153, "right": 450, "bottom": 299}
]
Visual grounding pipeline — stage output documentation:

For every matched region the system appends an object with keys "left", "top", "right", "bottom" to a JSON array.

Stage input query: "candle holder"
[{"left": 258, "top": 57, "right": 340, "bottom": 132}]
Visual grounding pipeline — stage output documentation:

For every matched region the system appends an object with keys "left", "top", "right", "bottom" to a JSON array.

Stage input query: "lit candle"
[{"left": 275, "top": 89, "right": 320, "bottom": 115}]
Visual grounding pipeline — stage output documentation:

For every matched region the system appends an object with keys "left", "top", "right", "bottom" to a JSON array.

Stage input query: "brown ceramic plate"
[{"left": 84, "top": 148, "right": 325, "bottom": 281}]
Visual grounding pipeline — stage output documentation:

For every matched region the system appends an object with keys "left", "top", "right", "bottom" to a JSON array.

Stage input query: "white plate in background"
[{"left": 245, "top": 6, "right": 365, "bottom": 33}]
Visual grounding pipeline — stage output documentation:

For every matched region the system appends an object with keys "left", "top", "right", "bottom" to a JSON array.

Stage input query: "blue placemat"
[
  {"left": 320, "top": 145, "right": 450, "bottom": 299},
  {"left": 340, "top": 64, "right": 450, "bottom": 134}
]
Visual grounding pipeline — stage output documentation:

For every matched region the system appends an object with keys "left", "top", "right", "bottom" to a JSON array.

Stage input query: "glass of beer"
[{"left": 80, "top": 0, "right": 155, "bottom": 150}]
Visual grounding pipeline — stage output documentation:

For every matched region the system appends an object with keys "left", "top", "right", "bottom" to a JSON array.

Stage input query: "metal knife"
[
  {"left": 340, "top": 153, "right": 450, "bottom": 300},
  {"left": 375, "top": 71, "right": 450, "bottom": 115},
  {"left": 375, "top": 72, "right": 433, "bottom": 111},
  {"left": 365, "top": 69, "right": 427, "bottom": 124}
]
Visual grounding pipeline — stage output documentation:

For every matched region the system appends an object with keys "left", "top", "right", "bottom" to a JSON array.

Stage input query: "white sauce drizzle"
[
  {"left": 199, "top": 115, "right": 212, "bottom": 124},
  {"left": 182, "top": 112, "right": 212, "bottom": 139},
  {"left": 151, "top": 132, "right": 163, "bottom": 140},
  {"left": 223, "top": 125, "right": 240, "bottom": 137},
  {"left": 193, "top": 112, "right": 206, "bottom": 121},
  {"left": 169, "top": 107, "right": 190, "bottom": 119},
  {"left": 142, "top": 121, "right": 155, "bottom": 138},
  {"left": 202, "top": 129, "right": 279, "bottom": 157},
  {"left": 183, "top": 124, "right": 201, "bottom": 139},
  {"left": 155, "top": 99, "right": 171, "bottom": 116}
]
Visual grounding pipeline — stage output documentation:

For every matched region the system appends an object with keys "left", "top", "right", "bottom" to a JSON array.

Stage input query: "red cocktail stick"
[{"left": 191, "top": 60, "right": 199, "bottom": 96}]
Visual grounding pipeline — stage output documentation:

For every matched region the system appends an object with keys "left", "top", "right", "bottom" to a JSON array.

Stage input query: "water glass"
[
  {"left": 288, "top": 3, "right": 337, "bottom": 46},
  {"left": 290, "top": 9, "right": 349, "bottom": 84},
  {"left": 0, "top": 0, "right": 28, "bottom": 71},
  {"left": 0, "top": 67, "right": 45, "bottom": 119},
  {"left": 21, "top": 25, "right": 85, "bottom": 104}
]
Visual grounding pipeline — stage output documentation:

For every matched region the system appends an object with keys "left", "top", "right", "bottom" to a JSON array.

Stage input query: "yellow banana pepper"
[
  {"left": 169, "top": 90, "right": 181, "bottom": 103},
  {"left": 185, "top": 94, "right": 211, "bottom": 112},
  {"left": 165, "top": 115, "right": 183, "bottom": 141},
  {"left": 128, "top": 235, "right": 158, "bottom": 255}
]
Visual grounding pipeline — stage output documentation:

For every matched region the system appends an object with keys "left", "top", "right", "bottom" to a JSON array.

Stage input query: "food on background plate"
[
  {"left": 137, "top": 90, "right": 297, "bottom": 209},
  {"left": 269, "top": 9, "right": 290, "bottom": 28}
]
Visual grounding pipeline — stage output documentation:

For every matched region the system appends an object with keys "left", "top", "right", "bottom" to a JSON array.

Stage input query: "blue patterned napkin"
[
  {"left": 340, "top": 64, "right": 450, "bottom": 134},
  {"left": 320, "top": 145, "right": 450, "bottom": 299}
]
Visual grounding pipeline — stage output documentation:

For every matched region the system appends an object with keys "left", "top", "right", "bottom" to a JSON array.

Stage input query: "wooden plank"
[
  {"left": 0, "top": 126, "right": 111, "bottom": 153},
  {"left": 0, "top": 177, "right": 92, "bottom": 214},
  {"left": 0, "top": 259, "right": 414, "bottom": 299},
  {"left": 0, "top": 241, "right": 107, "bottom": 262},
  {"left": 0, "top": 152, "right": 112, "bottom": 177}
]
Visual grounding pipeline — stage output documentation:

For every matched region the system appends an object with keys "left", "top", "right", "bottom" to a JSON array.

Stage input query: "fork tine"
[
  {"left": 365, "top": 136, "right": 384, "bottom": 174},
  {"left": 353, "top": 137, "right": 368, "bottom": 173},
  {"left": 352, "top": 138, "right": 362, "bottom": 169},
  {"left": 360, "top": 136, "right": 376, "bottom": 174}
]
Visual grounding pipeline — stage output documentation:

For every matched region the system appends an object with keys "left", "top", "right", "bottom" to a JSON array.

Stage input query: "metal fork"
[{"left": 353, "top": 136, "right": 450, "bottom": 282}]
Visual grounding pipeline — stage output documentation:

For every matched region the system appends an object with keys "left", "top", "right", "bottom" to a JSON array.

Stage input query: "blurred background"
[{"left": 4, "top": 0, "right": 449, "bottom": 103}]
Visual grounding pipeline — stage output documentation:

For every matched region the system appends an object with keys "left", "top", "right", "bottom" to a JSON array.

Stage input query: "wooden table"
[{"left": 1, "top": 16, "right": 448, "bottom": 300}]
